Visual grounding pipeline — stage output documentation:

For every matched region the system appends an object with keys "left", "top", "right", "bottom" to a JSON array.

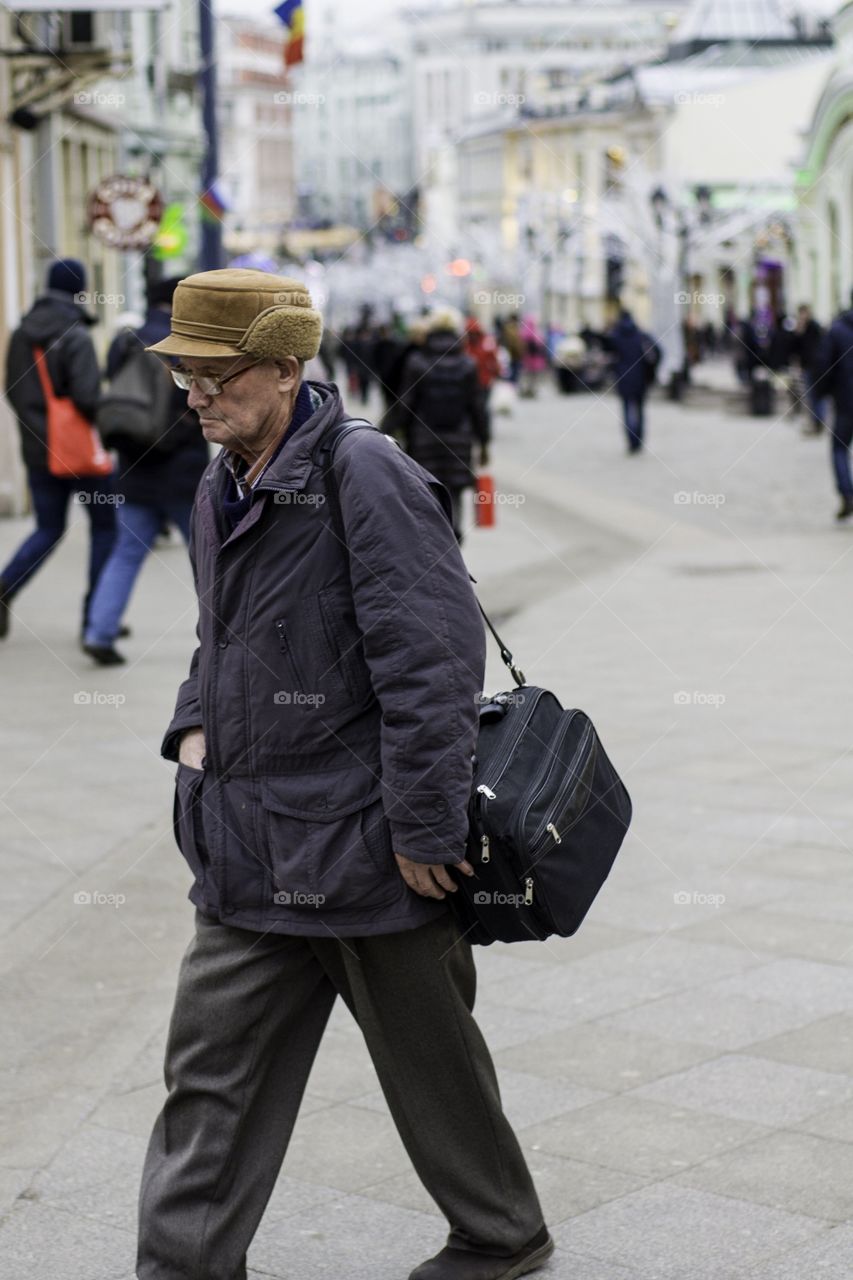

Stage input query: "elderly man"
[{"left": 136, "top": 270, "right": 552, "bottom": 1280}]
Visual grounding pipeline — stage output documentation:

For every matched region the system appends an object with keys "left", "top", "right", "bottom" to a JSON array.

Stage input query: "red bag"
[
  {"left": 32, "top": 345, "right": 112, "bottom": 478},
  {"left": 475, "top": 472, "right": 496, "bottom": 528}
]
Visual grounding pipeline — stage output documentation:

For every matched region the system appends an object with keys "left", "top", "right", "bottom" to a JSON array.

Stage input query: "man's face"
[{"left": 180, "top": 355, "right": 298, "bottom": 454}]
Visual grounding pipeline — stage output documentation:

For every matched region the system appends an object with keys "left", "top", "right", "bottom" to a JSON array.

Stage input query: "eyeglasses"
[{"left": 170, "top": 358, "right": 263, "bottom": 397}]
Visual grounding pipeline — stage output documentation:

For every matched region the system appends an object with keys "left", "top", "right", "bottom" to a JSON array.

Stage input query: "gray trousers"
[{"left": 137, "top": 909, "right": 544, "bottom": 1280}]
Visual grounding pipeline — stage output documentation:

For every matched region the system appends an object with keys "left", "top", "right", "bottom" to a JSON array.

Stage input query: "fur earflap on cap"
[{"left": 240, "top": 304, "right": 323, "bottom": 361}]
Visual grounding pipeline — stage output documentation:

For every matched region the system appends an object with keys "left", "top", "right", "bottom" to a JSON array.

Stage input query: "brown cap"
[{"left": 146, "top": 268, "right": 323, "bottom": 360}]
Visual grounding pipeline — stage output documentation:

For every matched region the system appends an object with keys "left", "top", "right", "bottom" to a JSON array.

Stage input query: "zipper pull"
[
  {"left": 477, "top": 784, "right": 497, "bottom": 800},
  {"left": 546, "top": 821, "right": 562, "bottom": 844},
  {"left": 480, "top": 833, "right": 491, "bottom": 863},
  {"left": 524, "top": 877, "right": 534, "bottom": 905},
  {"left": 276, "top": 619, "right": 288, "bottom": 651}
]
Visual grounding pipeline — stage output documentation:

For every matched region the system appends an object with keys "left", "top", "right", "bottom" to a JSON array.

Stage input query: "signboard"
[{"left": 87, "top": 175, "right": 163, "bottom": 250}]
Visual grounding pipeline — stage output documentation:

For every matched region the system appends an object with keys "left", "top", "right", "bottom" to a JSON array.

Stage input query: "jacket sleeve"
[
  {"left": 161, "top": 520, "right": 204, "bottom": 761},
  {"left": 334, "top": 430, "right": 486, "bottom": 864},
  {"left": 63, "top": 326, "right": 102, "bottom": 422}
]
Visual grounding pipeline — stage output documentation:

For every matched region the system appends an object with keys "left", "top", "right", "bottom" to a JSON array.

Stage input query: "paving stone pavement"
[{"left": 1, "top": 368, "right": 852, "bottom": 1278}]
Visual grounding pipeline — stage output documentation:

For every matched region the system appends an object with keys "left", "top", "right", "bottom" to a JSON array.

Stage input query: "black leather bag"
[{"left": 449, "top": 614, "right": 633, "bottom": 946}]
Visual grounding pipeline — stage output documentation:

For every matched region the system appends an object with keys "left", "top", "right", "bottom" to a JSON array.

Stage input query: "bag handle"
[
  {"left": 32, "top": 346, "right": 54, "bottom": 403},
  {"left": 319, "top": 417, "right": 528, "bottom": 689}
]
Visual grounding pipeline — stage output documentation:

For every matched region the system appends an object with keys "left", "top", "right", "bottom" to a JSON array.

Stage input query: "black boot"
[
  {"left": 83, "top": 643, "right": 126, "bottom": 666},
  {"left": 408, "top": 1226, "right": 554, "bottom": 1280},
  {"left": 836, "top": 497, "right": 853, "bottom": 521}
]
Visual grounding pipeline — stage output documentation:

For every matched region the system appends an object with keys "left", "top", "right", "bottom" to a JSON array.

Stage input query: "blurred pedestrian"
[
  {"left": 136, "top": 268, "right": 551, "bottom": 1280},
  {"left": 398, "top": 308, "right": 489, "bottom": 539},
  {"left": 82, "top": 277, "right": 209, "bottom": 665},
  {"left": 518, "top": 314, "right": 548, "bottom": 399},
  {"left": 814, "top": 292, "right": 853, "bottom": 520},
  {"left": 790, "top": 304, "right": 827, "bottom": 436},
  {"left": 500, "top": 313, "right": 524, "bottom": 384},
  {"left": 0, "top": 258, "right": 116, "bottom": 640},
  {"left": 464, "top": 316, "right": 500, "bottom": 440},
  {"left": 603, "top": 309, "right": 661, "bottom": 454}
]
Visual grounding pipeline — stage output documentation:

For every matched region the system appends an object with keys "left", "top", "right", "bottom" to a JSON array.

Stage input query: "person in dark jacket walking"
[
  {"left": 814, "top": 295, "right": 853, "bottom": 520},
  {"left": 603, "top": 309, "right": 660, "bottom": 454},
  {"left": 82, "top": 278, "right": 209, "bottom": 665},
  {"left": 0, "top": 259, "right": 116, "bottom": 639},
  {"left": 136, "top": 269, "right": 552, "bottom": 1280},
  {"left": 791, "top": 304, "right": 827, "bottom": 436},
  {"left": 397, "top": 309, "right": 489, "bottom": 539}
]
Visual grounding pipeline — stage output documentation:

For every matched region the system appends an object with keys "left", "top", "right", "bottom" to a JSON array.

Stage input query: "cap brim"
[{"left": 145, "top": 333, "right": 246, "bottom": 358}]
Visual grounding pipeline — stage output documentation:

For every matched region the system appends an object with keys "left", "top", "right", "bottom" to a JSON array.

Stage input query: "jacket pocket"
[
  {"left": 260, "top": 767, "right": 399, "bottom": 912},
  {"left": 173, "top": 763, "right": 209, "bottom": 888},
  {"left": 315, "top": 587, "right": 373, "bottom": 708}
]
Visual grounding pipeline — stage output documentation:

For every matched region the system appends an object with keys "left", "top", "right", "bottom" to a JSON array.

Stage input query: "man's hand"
[
  {"left": 178, "top": 727, "right": 206, "bottom": 769},
  {"left": 394, "top": 853, "right": 475, "bottom": 899}
]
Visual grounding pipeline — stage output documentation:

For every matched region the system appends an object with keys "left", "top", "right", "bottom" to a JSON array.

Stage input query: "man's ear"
[{"left": 275, "top": 357, "right": 301, "bottom": 392}]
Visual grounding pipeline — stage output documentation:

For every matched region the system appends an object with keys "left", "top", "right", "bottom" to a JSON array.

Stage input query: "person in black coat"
[
  {"left": 814, "top": 293, "right": 853, "bottom": 520},
  {"left": 790, "top": 304, "right": 828, "bottom": 435},
  {"left": 602, "top": 309, "right": 660, "bottom": 453},
  {"left": 0, "top": 259, "right": 117, "bottom": 640},
  {"left": 397, "top": 311, "right": 488, "bottom": 539},
  {"left": 82, "top": 278, "right": 209, "bottom": 664}
]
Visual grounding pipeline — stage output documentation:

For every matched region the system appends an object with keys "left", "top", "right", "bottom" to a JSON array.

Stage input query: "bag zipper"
[
  {"left": 525, "top": 723, "right": 596, "bottom": 859},
  {"left": 510, "top": 711, "right": 579, "bottom": 836},
  {"left": 472, "top": 688, "right": 547, "bottom": 800}
]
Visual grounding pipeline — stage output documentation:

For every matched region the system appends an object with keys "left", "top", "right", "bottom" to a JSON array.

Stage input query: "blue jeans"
[
  {"left": 831, "top": 416, "right": 853, "bottom": 499},
  {"left": 84, "top": 501, "right": 192, "bottom": 647},
  {"left": 621, "top": 397, "right": 645, "bottom": 451},
  {"left": 1, "top": 469, "right": 117, "bottom": 624},
  {"left": 804, "top": 371, "right": 828, "bottom": 431}
]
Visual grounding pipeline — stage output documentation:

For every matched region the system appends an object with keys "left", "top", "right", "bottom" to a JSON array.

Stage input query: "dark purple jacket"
[{"left": 163, "top": 381, "right": 486, "bottom": 936}]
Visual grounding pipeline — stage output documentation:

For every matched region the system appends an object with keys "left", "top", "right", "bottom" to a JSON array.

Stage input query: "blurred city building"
[
  {"left": 796, "top": 0, "right": 853, "bottom": 317},
  {"left": 0, "top": 0, "right": 202, "bottom": 513},
  {"left": 218, "top": 15, "right": 296, "bottom": 260}
]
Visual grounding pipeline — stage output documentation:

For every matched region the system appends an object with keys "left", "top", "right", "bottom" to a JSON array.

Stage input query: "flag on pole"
[{"left": 273, "top": 0, "right": 304, "bottom": 67}]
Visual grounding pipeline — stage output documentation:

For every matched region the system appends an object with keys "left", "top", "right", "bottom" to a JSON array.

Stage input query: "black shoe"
[
  {"left": 117, "top": 624, "right": 131, "bottom": 638},
  {"left": 83, "top": 643, "right": 126, "bottom": 666},
  {"left": 409, "top": 1226, "right": 554, "bottom": 1280},
  {"left": 0, "top": 579, "right": 10, "bottom": 639},
  {"left": 79, "top": 623, "right": 130, "bottom": 649},
  {"left": 836, "top": 497, "right": 853, "bottom": 521}
]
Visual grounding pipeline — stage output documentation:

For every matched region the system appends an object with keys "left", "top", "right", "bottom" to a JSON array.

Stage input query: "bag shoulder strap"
[
  {"left": 317, "top": 416, "right": 527, "bottom": 689},
  {"left": 31, "top": 346, "right": 54, "bottom": 402}
]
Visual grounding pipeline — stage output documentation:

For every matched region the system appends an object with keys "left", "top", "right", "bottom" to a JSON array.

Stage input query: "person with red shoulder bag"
[{"left": 0, "top": 259, "right": 116, "bottom": 642}]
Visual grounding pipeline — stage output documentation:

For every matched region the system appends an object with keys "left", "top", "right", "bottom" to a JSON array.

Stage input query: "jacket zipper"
[{"left": 276, "top": 618, "right": 306, "bottom": 689}]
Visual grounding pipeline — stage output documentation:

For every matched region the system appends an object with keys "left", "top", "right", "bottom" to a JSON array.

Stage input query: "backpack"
[
  {"left": 96, "top": 332, "right": 175, "bottom": 452},
  {"left": 316, "top": 417, "right": 633, "bottom": 945}
]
